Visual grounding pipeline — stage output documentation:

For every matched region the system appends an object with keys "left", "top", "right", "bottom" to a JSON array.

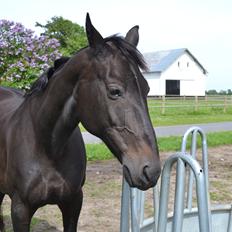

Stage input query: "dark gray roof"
[{"left": 143, "top": 48, "right": 207, "bottom": 74}]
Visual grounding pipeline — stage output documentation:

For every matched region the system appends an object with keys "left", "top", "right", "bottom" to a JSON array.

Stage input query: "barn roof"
[{"left": 143, "top": 48, "right": 207, "bottom": 74}]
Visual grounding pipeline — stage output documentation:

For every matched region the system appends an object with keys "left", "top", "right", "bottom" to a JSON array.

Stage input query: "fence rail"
[{"left": 148, "top": 95, "right": 232, "bottom": 114}]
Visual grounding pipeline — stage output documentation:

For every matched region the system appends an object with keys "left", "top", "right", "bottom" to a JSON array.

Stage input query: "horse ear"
[
  {"left": 86, "top": 13, "right": 104, "bottom": 49},
  {"left": 125, "top": 26, "right": 139, "bottom": 47}
]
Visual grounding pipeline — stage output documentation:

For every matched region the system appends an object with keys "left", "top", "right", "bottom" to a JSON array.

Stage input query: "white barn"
[{"left": 143, "top": 48, "right": 207, "bottom": 96}]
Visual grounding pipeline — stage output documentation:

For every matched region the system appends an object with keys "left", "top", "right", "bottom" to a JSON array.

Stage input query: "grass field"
[
  {"left": 83, "top": 96, "right": 232, "bottom": 161},
  {"left": 147, "top": 97, "right": 232, "bottom": 126},
  {"left": 86, "top": 131, "right": 232, "bottom": 161},
  {"left": 79, "top": 96, "right": 232, "bottom": 131}
]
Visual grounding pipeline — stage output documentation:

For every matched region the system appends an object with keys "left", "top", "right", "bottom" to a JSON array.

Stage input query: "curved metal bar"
[
  {"left": 130, "top": 187, "right": 141, "bottom": 232},
  {"left": 120, "top": 178, "right": 130, "bottom": 232},
  {"left": 120, "top": 127, "right": 212, "bottom": 232},
  {"left": 172, "top": 158, "right": 185, "bottom": 232},
  {"left": 157, "top": 153, "right": 211, "bottom": 232},
  {"left": 153, "top": 185, "right": 159, "bottom": 232},
  {"left": 181, "top": 126, "right": 209, "bottom": 187},
  {"left": 186, "top": 129, "right": 197, "bottom": 211},
  {"left": 181, "top": 126, "right": 212, "bottom": 231}
]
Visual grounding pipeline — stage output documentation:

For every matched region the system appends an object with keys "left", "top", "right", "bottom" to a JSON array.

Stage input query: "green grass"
[
  {"left": 85, "top": 144, "right": 113, "bottom": 161},
  {"left": 30, "top": 218, "right": 40, "bottom": 230},
  {"left": 80, "top": 110, "right": 232, "bottom": 132},
  {"left": 86, "top": 131, "right": 232, "bottom": 161},
  {"left": 79, "top": 98, "right": 232, "bottom": 131},
  {"left": 83, "top": 97, "right": 232, "bottom": 161},
  {"left": 84, "top": 97, "right": 232, "bottom": 160},
  {"left": 148, "top": 101, "right": 232, "bottom": 126},
  {"left": 150, "top": 110, "right": 232, "bottom": 126}
]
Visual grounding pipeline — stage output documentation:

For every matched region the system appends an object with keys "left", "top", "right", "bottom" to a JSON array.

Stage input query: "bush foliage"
[
  {"left": 36, "top": 16, "right": 87, "bottom": 56},
  {"left": 0, "top": 19, "right": 61, "bottom": 89}
]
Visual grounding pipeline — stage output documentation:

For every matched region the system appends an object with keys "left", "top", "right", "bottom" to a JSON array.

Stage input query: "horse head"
[{"left": 75, "top": 14, "right": 161, "bottom": 190}]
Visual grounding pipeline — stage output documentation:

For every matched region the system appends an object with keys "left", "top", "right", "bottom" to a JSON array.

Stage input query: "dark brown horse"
[{"left": 0, "top": 14, "right": 161, "bottom": 231}]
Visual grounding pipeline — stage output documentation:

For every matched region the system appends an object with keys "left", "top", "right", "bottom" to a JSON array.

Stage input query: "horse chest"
[{"left": 27, "top": 168, "right": 75, "bottom": 206}]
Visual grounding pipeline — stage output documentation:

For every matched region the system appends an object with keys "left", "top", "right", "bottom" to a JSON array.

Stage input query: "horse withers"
[{"left": 0, "top": 14, "right": 161, "bottom": 231}]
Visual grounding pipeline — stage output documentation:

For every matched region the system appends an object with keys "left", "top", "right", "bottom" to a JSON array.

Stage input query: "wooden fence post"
[
  {"left": 205, "top": 95, "right": 208, "bottom": 105},
  {"left": 161, "top": 95, "right": 165, "bottom": 114},
  {"left": 195, "top": 96, "right": 198, "bottom": 111},
  {"left": 223, "top": 96, "right": 227, "bottom": 113}
]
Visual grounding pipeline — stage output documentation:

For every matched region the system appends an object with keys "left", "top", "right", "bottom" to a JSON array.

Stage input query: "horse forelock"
[
  {"left": 101, "top": 35, "right": 149, "bottom": 96},
  {"left": 103, "top": 35, "right": 148, "bottom": 72}
]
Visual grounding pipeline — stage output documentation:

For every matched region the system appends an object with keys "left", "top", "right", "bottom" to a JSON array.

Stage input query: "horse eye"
[
  {"left": 111, "top": 89, "right": 121, "bottom": 96},
  {"left": 108, "top": 87, "right": 123, "bottom": 99}
]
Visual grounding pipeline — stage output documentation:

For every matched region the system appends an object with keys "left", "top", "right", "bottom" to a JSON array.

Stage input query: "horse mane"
[
  {"left": 25, "top": 57, "right": 70, "bottom": 97},
  {"left": 104, "top": 35, "right": 148, "bottom": 72},
  {"left": 25, "top": 36, "right": 146, "bottom": 98}
]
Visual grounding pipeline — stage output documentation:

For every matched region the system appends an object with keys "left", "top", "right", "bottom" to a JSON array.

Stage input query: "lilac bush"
[{"left": 0, "top": 19, "right": 61, "bottom": 89}]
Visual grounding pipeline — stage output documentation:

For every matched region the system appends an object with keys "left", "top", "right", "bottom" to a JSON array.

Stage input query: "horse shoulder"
[
  {"left": 0, "top": 87, "right": 25, "bottom": 190},
  {"left": 12, "top": 127, "right": 86, "bottom": 205}
]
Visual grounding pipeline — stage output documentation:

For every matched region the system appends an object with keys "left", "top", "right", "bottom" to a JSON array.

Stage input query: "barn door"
[{"left": 166, "top": 80, "right": 180, "bottom": 95}]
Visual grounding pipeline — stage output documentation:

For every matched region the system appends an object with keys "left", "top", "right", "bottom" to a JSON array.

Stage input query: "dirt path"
[{"left": 2, "top": 145, "right": 232, "bottom": 231}]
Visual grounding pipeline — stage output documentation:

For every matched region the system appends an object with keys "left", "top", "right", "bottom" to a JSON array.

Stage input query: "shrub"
[{"left": 0, "top": 19, "right": 61, "bottom": 89}]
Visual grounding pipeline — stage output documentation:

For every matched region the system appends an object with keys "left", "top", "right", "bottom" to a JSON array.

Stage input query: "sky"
[{"left": 1, "top": 0, "right": 232, "bottom": 91}]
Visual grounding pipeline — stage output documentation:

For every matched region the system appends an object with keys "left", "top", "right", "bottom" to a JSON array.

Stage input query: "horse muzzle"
[{"left": 122, "top": 160, "right": 161, "bottom": 191}]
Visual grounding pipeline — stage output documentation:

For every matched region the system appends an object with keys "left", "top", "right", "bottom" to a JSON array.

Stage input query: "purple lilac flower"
[{"left": 0, "top": 19, "right": 61, "bottom": 87}]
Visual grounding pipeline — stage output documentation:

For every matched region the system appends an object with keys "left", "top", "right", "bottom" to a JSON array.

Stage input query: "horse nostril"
[
  {"left": 143, "top": 165, "right": 151, "bottom": 182},
  {"left": 143, "top": 164, "right": 161, "bottom": 185}
]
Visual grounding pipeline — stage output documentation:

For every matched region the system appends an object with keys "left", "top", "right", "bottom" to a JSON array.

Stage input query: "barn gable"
[
  {"left": 143, "top": 48, "right": 207, "bottom": 74},
  {"left": 143, "top": 48, "right": 207, "bottom": 96}
]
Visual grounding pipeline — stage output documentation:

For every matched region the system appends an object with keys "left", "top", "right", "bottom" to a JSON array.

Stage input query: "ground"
[{"left": 2, "top": 145, "right": 232, "bottom": 231}]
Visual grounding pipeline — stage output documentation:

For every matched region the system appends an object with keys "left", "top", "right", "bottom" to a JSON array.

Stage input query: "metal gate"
[{"left": 120, "top": 127, "right": 232, "bottom": 232}]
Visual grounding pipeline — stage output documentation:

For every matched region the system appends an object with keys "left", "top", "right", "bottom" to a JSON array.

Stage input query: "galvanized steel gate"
[{"left": 120, "top": 127, "right": 232, "bottom": 232}]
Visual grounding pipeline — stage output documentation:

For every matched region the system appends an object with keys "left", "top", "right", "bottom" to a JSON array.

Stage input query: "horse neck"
[{"left": 31, "top": 53, "right": 86, "bottom": 156}]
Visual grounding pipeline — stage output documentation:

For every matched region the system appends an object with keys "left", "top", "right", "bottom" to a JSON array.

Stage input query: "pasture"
[
  {"left": 2, "top": 145, "right": 232, "bottom": 231},
  {"left": 148, "top": 95, "right": 232, "bottom": 126},
  {"left": 80, "top": 95, "right": 232, "bottom": 164},
  {"left": 85, "top": 131, "right": 232, "bottom": 161},
  {"left": 77, "top": 95, "right": 232, "bottom": 132}
]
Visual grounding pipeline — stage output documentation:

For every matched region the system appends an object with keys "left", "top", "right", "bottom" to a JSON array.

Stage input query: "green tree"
[
  {"left": 227, "top": 89, "right": 232, "bottom": 95},
  {"left": 219, "top": 90, "right": 227, "bottom": 95},
  {"left": 206, "top": 89, "right": 218, "bottom": 95},
  {"left": 36, "top": 16, "right": 87, "bottom": 56}
]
